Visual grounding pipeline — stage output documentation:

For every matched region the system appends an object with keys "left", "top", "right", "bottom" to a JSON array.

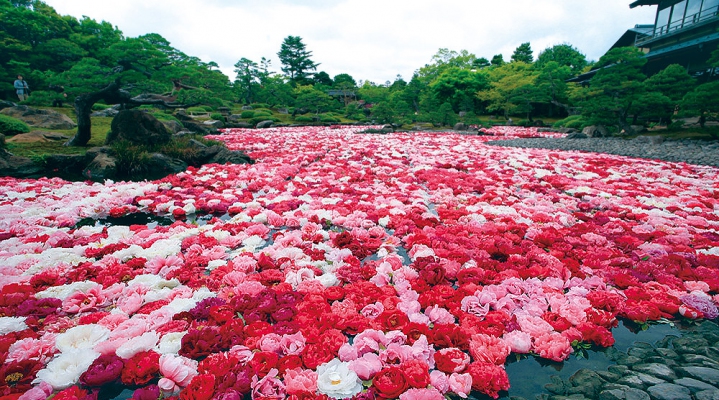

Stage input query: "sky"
[{"left": 43, "top": 0, "right": 657, "bottom": 84}]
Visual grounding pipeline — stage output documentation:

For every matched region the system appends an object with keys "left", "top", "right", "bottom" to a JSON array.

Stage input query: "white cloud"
[{"left": 43, "top": 0, "right": 656, "bottom": 83}]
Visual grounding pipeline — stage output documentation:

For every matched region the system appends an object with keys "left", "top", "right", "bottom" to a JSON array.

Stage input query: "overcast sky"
[{"left": 43, "top": 0, "right": 657, "bottom": 84}]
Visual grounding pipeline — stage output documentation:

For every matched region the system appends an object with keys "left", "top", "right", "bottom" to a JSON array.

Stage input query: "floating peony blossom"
[
  {"left": 34, "top": 349, "right": 100, "bottom": 390},
  {"left": 316, "top": 358, "right": 363, "bottom": 399}
]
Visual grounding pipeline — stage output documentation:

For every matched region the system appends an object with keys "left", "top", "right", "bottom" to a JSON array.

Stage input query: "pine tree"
[
  {"left": 277, "top": 36, "right": 319, "bottom": 83},
  {"left": 511, "top": 42, "right": 534, "bottom": 63}
]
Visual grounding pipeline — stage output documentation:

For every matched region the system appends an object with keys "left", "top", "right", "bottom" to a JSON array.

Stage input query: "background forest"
[{"left": 1, "top": 0, "right": 718, "bottom": 133}]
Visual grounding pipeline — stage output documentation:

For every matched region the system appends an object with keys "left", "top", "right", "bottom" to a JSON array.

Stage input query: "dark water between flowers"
[
  {"left": 87, "top": 213, "right": 685, "bottom": 400},
  {"left": 496, "top": 320, "right": 679, "bottom": 399}
]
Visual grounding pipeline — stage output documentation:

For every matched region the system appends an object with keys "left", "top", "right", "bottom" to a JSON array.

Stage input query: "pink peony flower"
[
  {"left": 448, "top": 372, "right": 472, "bottom": 398},
  {"left": 348, "top": 352, "right": 383, "bottom": 380},
  {"left": 502, "top": 330, "right": 532, "bottom": 353},
  {"left": 158, "top": 354, "right": 198, "bottom": 394},
  {"left": 399, "top": 387, "right": 446, "bottom": 400},
  {"left": 469, "top": 334, "right": 511, "bottom": 365},
  {"left": 534, "top": 333, "right": 573, "bottom": 362},
  {"left": 283, "top": 368, "right": 318, "bottom": 395}
]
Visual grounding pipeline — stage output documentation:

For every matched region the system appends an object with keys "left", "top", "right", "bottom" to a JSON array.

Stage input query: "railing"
[{"left": 636, "top": 6, "right": 719, "bottom": 45}]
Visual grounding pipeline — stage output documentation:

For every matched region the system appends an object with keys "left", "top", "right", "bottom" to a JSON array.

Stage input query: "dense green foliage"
[
  {"left": 0, "top": 114, "right": 30, "bottom": 135},
  {"left": 2, "top": 1, "right": 717, "bottom": 133}
]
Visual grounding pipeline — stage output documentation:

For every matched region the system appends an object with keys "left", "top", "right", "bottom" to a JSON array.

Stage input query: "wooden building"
[{"left": 570, "top": 0, "right": 719, "bottom": 83}]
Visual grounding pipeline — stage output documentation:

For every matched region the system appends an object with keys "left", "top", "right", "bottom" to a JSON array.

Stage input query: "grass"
[{"left": 6, "top": 106, "right": 111, "bottom": 159}]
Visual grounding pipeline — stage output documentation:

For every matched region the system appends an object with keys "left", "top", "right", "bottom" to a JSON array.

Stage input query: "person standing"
[{"left": 14, "top": 75, "right": 29, "bottom": 101}]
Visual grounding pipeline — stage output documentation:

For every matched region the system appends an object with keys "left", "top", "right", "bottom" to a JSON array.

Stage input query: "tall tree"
[
  {"left": 490, "top": 54, "right": 505, "bottom": 66},
  {"left": 233, "top": 57, "right": 260, "bottom": 104},
  {"left": 277, "top": 35, "right": 319, "bottom": 83},
  {"left": 535, "top": 44, "right": 587, "bottom": 75},
  {"left": 578, "top": 47, "right": 647, "bottom": 133},
  {"left": 511, "top": 42, "right": 534, "bottom": 63},
  {"left": 312, "top": 71, "right": 333, "bottom": 87}
]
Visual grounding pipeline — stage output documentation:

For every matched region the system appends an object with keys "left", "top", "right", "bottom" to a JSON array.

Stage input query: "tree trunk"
[
  {"left": 65, "top": 80, "right": 126, "bottom": 146},
  {"left": 65, "top": 79, "right": 196, "bottom": 147},
  {"left": 66, "top": 94, "right": 94, "bottom": 146}
]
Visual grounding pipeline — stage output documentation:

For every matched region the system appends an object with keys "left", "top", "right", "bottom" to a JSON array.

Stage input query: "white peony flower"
[
  {"left": 55, "top": 324, "right": 110, "bottom": 353},
  {"left": 35, "top": 281, "right": 98, "bottom": 300},
  {"left": 316, "top": 358, "right": 363, "bottom": 399},
  {"left": 0, "top": 316, "right": 28, "bottom": 335},
  {"left": 116, "top": 331, "right": 160, "bottom": 359},
  {"left": 33, "top": 349, "right": 99, "bottom": 389},
  {"left": 157, "top": 332, "right": 186, "bottom": 354}
]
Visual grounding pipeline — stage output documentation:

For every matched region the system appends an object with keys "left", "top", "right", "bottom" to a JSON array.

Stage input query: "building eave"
[{"left": 630, "top": 0, "right": 660, "bottom": 8}]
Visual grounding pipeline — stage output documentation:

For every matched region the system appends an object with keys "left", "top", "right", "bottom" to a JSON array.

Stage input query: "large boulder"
[
  {"left": 106, "top": 110, "right": 171, "bottom": 145},
  {"left": 0, "top": 106, "right": 76, "bottom": 130},
  {"left": 145, "top": 153, "right": 188, "bottom": 180},
  {"left": 454, "top": 122, "right": 468, "bottom": 131},
  {"left": 0, "top": 135, "right": 43, "bottom": 177},
  {"left": 161, "top": 119, "right": 184, "bottom": 134},
  {"left": 6, "top": 131, "right": 70, "bottom": 143},
  {"left": 255, "top": 120, "right": 274, "bottom": 129},
  {"left": 83, "top": 152, "right": 117, "bottom": 181},
  {"left": 0, "top": 101, "right": 16, "bottom": 111},
  {"left": 582, "top": 125, "right": 610, "bottom": 138}
]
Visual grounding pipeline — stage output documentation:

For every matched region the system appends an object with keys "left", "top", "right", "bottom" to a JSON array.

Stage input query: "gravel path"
[{"left": 487, "top": 136, "right": 719, "bottom": 168}]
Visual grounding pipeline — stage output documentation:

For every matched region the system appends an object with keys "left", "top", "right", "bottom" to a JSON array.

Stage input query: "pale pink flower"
[
  {"left": 18, "top": 381, "right": 53, "bottom": 400},
  {"left": 685, "top": 281, "right": 711, "bottom": 292},
  {"left": 158, "top": 354, "right": 198, "bottom": 393},
  {"left": 360, "top": 302, "right": 385, "bottom": 319},
  {"left": 229, "top": 345, "right": 254, "bottom": 364},
  {"left": 338, "top": 343, "right": 358, "bottom": 362},
  {"left": 279, "top": 331, "right": 306, "bottom": 356},
  {"left": 258, "top": 333, "right": 283, "bottom": 354},
  {"left": 251, "top": 368, "right": 285, "bottom": 400},
  {"left": 502, "top": 330, "right": 532, "bottom": 353},
  {"left": 115, "top": 331, "right": 159, "bottom": 360},
  {"left": 347, "top": 352, "right": 382, "bottom": 380},
  {"left": 424, "top": 305, "right": 455, "bottom": 324},
  {"left": 283, "top": 368, "right": 318, "bottom": 395},
  {"left": 7, "top": 334, "right": 57, "bottom": 364},
  {"left": 399, "top": 388, "right": 446, "bottom": 400},
  {"left": 62, "top": 285, "right": 108, "bottom": 314},
  {"left": 379, "top": 343, "right": 411, "bottom": 366},
  {"left": 448, "top": 373, "right": 472, "bottom": 398},
  {"left": 429, "top": 370, "right": 450, "bottom": 394}
]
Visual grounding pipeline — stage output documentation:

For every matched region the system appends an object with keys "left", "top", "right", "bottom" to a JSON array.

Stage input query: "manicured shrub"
[
  {"left": 20, "top": 90, "right": 55, "bottom": 107},
  {"left": 210, "top": 113, "right": 224, "bottom": 121},
  {"left": 320, "top": 114, "right": 340, "bottom": 123},
  {"left": 294, "top": 115, "right": 315, "bottom": 123},
  {"left": 0, "top": 114, "right": 31, "bottom": 135},
  {"left": 240, "top": 111, "right": 255, "bottom": 118},
  {"left": 553, "top": 115, "right": 585, "bottom": 129},
  {"left": 250, "top": 103, "right": 270, "bottom": 109}
]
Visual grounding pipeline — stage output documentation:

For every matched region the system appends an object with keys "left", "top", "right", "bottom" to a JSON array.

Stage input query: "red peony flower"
[
  {"left": 121, "top": 350, "right": 160, "bottom": 387},
  {"left": 401, "top": 359, "right": 431, "bottom": 388},
  {"left": 466, "top": 362, "right": 510, "bottom": 399},
  {"left": 80, "top": 354, "right": 124, "bottom": 387},
  {"left": 372, "top": 366, "right": 409, "bottom": 399},
  {"left": 180, "top": 374, "right": 216, "bottom": 400}
]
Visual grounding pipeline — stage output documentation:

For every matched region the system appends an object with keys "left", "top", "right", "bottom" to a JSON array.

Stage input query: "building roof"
[
  {"left": 629, "top": 0, "right": 660, "bottom": 8},
  {"left": 609, "top": 24, "right": 655, "bottom": 49}
]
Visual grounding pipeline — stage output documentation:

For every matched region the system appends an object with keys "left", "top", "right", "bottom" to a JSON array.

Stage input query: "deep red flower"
[
  {"left": 80, "top": 354, "right": 124, "bottom": 387},
  {"left": 120, "top": 350, "right": 160, "bottom": 387},
  {"left": 372, "top": 366, "right": 409, "bottom": 399},
  {"left": 180, "top": 374, "right": 216, "bottom": 400}
]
